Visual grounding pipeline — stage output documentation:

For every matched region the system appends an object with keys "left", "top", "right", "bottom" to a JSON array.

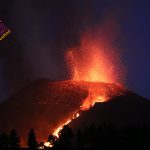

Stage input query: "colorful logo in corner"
[{"left": 0, "top": 20, "right": 11, "bottom": 41}]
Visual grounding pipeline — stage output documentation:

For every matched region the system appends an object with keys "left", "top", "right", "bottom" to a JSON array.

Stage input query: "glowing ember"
[
  {"left": 44, "top": 142, "right": 53, "bottom": 148},
  {"left": 76, "top": 113, "right": 80, "bottom": 117}
]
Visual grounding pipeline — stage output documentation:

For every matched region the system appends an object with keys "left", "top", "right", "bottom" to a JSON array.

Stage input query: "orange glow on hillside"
[{"left": 44, "top": 142, "right": 53, "bottom": 148}]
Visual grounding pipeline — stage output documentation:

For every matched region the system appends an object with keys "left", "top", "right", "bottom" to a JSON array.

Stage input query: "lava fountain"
[
  {"left": 47, "top": 24, "right": 126, "bottom": 146},
  {"left": 65, "top": 25, "right": 125, "bottom": 110}
]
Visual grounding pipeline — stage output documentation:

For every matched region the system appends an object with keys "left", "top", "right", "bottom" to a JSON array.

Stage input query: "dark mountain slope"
[
  {"left": 0, "top": 79, "right": 87, "bottom": 145},
  {"left": 70, "top": 93, "right": 150, "bottom": 131}
]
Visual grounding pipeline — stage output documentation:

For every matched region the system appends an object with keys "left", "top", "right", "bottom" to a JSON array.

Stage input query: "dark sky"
[
  {"left": 0, "top": 0, "right": 150, "bottom": 101},
  {"left": 120, "top": 0, "right": 150, "bottom": 100}
]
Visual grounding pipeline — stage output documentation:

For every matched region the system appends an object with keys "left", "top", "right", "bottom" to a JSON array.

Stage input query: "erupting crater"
[
  {"left": 0, "top": 24, "right": 126, "bottom": 147},
  {"left": 48, "top": 24, "right": 126, "bottom": 144}
]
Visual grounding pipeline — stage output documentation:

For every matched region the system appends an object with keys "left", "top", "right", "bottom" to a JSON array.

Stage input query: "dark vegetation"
[{"left": 0, "top": 124, "right": 150, "bottom": 150}]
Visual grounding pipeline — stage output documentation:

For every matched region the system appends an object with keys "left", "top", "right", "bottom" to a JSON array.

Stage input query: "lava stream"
[
  {"left": 46, "top": 81, "right": 126, "bottom": 147},
  {"left": 44, "top": 24, "right": 125, "bottom": 147}
]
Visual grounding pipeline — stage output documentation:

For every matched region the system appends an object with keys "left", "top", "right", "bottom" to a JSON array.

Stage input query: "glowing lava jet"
[{"left": 47, "top": 26, "right": 126, "bottom": 145}]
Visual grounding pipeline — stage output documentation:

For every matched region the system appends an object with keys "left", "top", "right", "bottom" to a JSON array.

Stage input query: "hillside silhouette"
[
  {"left": 0, "top": 78, "right": 149, "bottom": 146},
  {"left": 70, "top": 93, "right": 150, "bottom": 130}
]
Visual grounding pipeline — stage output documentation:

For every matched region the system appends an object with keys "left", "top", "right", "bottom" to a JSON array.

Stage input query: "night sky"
[{"left": 0, "top": 0, "right": 150, "bottom": 102}]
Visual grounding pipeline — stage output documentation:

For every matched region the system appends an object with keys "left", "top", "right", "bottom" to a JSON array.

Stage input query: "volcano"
[
  {"left": 0, "top": 79, "right": 126, "bottom": 145},
  {"left": 0, "top": 79, "right": 149, "bottom": 146}
]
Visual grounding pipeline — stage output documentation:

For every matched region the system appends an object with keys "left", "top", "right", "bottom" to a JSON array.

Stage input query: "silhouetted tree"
[
  {"left": 0, "top": 132, "right": 9, "bottom": 150},
  {"left": 27, "top": 129, "right": 38, "bottom": 150},
  {"left": 83, "top": 123, "right": 98, "bottom": 149},
  {"left": 9, "top": 129, "right": 20, "bottom": 149},
  {"left": 76, "top": 129, "right": 84, "bottom": 148},
  {"left": 44, "top": 123, "right": 150, "bottom": 150},
  {"left": 57, "top": 125, "right": 74, "bottom": 150},
  {"left": 106, "top": 123, "right": 118, "bottom": 150}
]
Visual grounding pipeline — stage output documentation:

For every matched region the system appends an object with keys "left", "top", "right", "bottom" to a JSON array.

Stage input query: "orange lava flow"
[
  {"left": 53, "top": 112, "right": 80, "bottom": 137},
  {"left": 44, "top": 25, "right": 125, "bottom": 147}
]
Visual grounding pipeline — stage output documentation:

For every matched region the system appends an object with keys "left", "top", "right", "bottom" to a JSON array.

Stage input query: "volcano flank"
[{"left": 0, "top": 79, "right": 149, "bottom": 146}]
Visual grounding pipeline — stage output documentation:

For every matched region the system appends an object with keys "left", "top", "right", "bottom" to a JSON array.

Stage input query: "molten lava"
[
  {"left": 45, "top": 27, "right": 125, "bottom": 147},
  {"left": 49, "top": 81, "right": 125, "bottom": 142},
  {"left": 53, "top": 112, "right": 80, "bottom": 137}
]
